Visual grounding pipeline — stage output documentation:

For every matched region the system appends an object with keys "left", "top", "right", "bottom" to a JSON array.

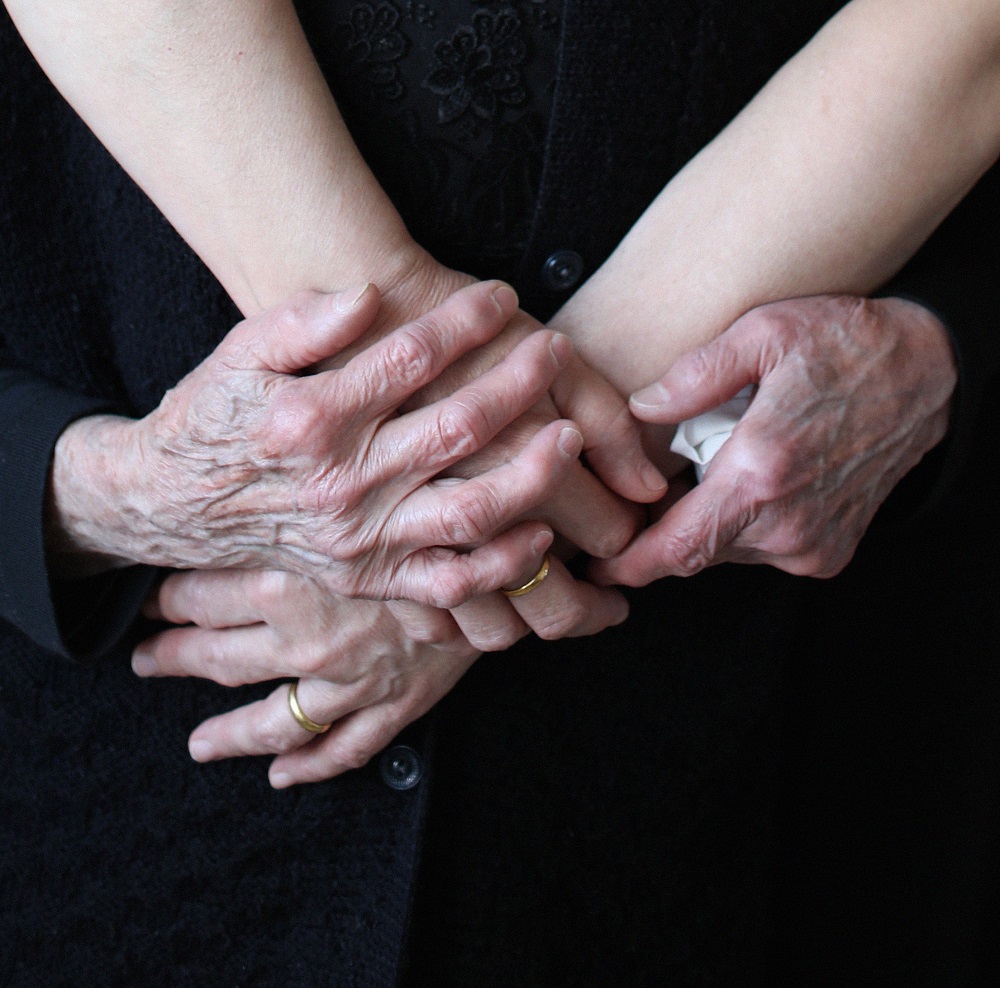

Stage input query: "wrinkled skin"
[
  {"left": 62, "top": 281, "right": 594, "bottom": 607},
  {"left": 597, "top": 295, "right": 957, "bottom": 585},
  {"left": 132, "top": 549, "right": 631, "bottom": 787},
  {"left": 134, "top": 293, "right": 958, "bottom": 788},
  {"left": 134, "top": 570, "right": 480, "bottom": 787}
]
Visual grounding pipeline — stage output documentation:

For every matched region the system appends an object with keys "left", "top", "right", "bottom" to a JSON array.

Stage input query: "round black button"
[
  {"left": 541, "top": 249, "right": 584, "bottom": 291},
  {"left": 379, "top": 745, "right": 423, "bottom": 791}
]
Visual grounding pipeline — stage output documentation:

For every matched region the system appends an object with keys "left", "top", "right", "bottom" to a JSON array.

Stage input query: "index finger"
[
  {"left": 590, "top": 478, "right": 752, "bottom": 587},
  {"left": 549, "top": 354, "right": 667, "bottom": 503},
  {"left": 330, "top": 281, "right": 520, "bottom": 421},
  {"left": 533, "top": 463, "right": 645, "bottom": 559}
]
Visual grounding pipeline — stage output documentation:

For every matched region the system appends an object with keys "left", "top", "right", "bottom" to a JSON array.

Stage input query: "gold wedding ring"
[
  {"left": 502, "top": 553, "right": 551, "bottom": 598},
  {"left": 287, "top": 680, "right": 332, "bottom": 734}
]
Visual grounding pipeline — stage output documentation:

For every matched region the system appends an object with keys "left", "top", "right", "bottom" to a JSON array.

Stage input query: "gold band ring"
[
  {"left": 502, "top": 554, "right": 551, "bottom": 598},
  {"left": 287, "top": 680, "right": 332, "bottom": 734}
]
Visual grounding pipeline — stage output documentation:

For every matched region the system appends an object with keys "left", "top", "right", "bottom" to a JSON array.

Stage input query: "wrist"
[
  {"left": 374, "top": 245, "right": 475, "bottom": 336},
  {"left": 880, "top": 295, "right": 958, "bottom": 383},
  {"left": 46, "top": 414, "right": 149, "bottom": 577}
]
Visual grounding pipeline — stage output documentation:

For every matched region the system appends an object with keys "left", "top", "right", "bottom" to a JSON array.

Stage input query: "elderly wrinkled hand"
[
  {"left": 132, "top": 546, "right": 631, "bottom": 787},
  {"left": 594, "top": 295, "right": 957, "bottom": 586},
  {"left": 54, "top": 281, "right": 585, "bottom": 607},
  {"left": 333, "top": 259, "right": 668, "bottom": 558},
  {"left": 133, "top": 569, "right": 479, "bottom": 787},
  {"left": 317, "top": 260, "right": 662, "bottom": 645}
]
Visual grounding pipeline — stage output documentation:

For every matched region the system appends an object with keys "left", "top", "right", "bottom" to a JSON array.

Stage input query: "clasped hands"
[
  {"left": 128, "top": 273, "right": 658, "bottom": 786},
  {"left": 131, "top": 275, "right": 956, "bottom": 788}
]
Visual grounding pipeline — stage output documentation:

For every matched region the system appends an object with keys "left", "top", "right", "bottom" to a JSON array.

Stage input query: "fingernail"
[
  {"left": 549, "top": 331, "right": 572, "bottom": 367},
  {"left": 337, "top": 282, "right": 373, "bottom": 311},
  {"left": 531, "top": 530, "right": 554, "bottom": 557},
  {"left": 630, "top": 381, "right": 671, "bottom": 411},
  {"left": 131, "top": 651, "right": 156, "bottom": 677},
  {"left": 557, "top": 426, "right": 584, "bottom": 459},
  {"left": 490, "top": 284, "right": 519, "bottom": 316},
  {"left": 270, "top": 771, "right": 293, "bottom": 790},
  {"left": 642, "top": 461, "right": 669, "bottom": 493},
  {"left": 189, "top": 739, "right": 214, "bottom": 762}
]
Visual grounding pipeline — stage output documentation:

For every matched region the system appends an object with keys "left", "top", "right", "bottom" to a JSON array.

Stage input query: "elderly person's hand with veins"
[
  {"left": 10, "top": 0, "right": 663, "bottom": 648},
  {"left": 595, "top": 295, "right": 957, "bottom": 585},
  {"left": 552, "top": 0, "right": 1000, "bottom": 581},
  {"left": 133, "top": 564, "right": 628, "bottom": 787},
  {"left": 50, "top": 279, "right": 585, "bottom": 605}
]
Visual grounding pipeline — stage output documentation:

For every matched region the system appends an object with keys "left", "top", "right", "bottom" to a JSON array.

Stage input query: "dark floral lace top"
[{"left": 295, "top": 0, "right": 561, "bottom": 281}]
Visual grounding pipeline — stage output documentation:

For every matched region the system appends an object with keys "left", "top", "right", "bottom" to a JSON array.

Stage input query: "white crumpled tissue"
[{"left": 669, "top": 385, "right": 754, "bottom": 482}]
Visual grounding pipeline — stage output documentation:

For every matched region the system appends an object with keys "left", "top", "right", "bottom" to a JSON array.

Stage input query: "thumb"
[
  {"left": 628, "top": 319, "right": 765, "bottom": 424},
  {"left": 224, "top": 284, "right": 381, "bottom": 374}
]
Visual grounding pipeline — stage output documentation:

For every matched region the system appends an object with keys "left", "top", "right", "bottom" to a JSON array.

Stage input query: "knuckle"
[
  {"left": 261, "top": 388, "right": 323, "bottom": 454},
  {"left": 292, "top": 644, "right": 329, "bottom": 679},
  {"left": 814, "top": 545, "right": 855, "bottom": 579},
  {"left": 740, "top": 445, "right": 795, "bottom": 503},
  {"left": 589, "top": 509, "right": 639, "bottom": 558},
  {"left": 763, "top": 520, "right": 812, "bottom": 558},
  {"left": 661, "top": 532, "right": 713, "bottom": 578},
  {"left": 439, "top": 486, "right": 499, "bottom": 545},
  {"left": 743, "top": 305, "right": 789, "bottom": 341},
  {"left": 671, "top": 553, "right": 707, "bottom": 579},
  {"left": 429, "top": 404, "right": 480, "bottom": 462},
  {"left": 408, "top": 614, "right": 452, "bottom": 644},
  {"left": 183, "top": 594, "right": 216, "bottom": 630},
  {"left": 154, "top": 581, "right": 185, "bottom": 625},
  {"left": 389, "top": 600, "right": 455, "bottom": 643},
  {"left": 677, "top": 347, "right": 717, "bottom": 388},
  {"left": 606, "top": 401, "right": 640, "bottom": 444},
  {"left": 818, "top": 558, "right": 850, "bottom": 579},
  {"left": 380, "top": 327, "right": 437, "bottom": 391},
  {"left": 160, "top": 576, "right": 209, "bottom": 627},
  {"left": 468, "top": 624, "right": 522, "bottom": 652},
  {"left": 535, "top": 601, "right": 588, "bottom": 641},
  {"left": 211, "top": 661, "right": 246, "bottom": 689},
  {"left": 252, "top": 569, "right": 296, "bottom": 610},
  {"left": 780, "top": 556, "right": 823, "bottom": 578},
  {"left": 254, "top": 717, "right": 297, "bottom": 754},
  {"left": 428, "top": 569, "right": 474, "bottom": 610},
  {"left": 331, "top": 740, "right": 374, "bottom": 771},
  {"left": 268, "top": 291, "right": 328, "bottom": 340}
]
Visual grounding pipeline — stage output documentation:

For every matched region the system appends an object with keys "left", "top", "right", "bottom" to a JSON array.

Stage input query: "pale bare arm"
[
  {"left": 551, "top": 0, "right": 1000, "bottom": 391},
  {"left": 8, "top": 0, "right": 998, "bottom": 392},
  {"left": 3, "top": 0, "right": 428, "bottom": 318}
]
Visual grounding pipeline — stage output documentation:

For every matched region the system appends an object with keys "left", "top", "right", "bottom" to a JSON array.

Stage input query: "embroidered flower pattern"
[
  {"left": 333, "top": 2, "right": 409, "bottom": 101},
  {"left": 403, "top": 1, "right": 437, "bottom": 28},
  {"left": 423, "top": 9, "right": 528, "bottom": 126},
  {"left": 305, "top": 0, "right": 557, "bottom": 275}
]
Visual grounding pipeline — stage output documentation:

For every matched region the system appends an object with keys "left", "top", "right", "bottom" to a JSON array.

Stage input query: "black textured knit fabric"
[{"left": 0, "top": 12, "right": 427, "bottom": 985}]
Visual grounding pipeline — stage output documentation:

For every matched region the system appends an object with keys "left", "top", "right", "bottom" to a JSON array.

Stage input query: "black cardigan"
[{"left": 2, "top": 1, "right": 998, "bottom": 984}]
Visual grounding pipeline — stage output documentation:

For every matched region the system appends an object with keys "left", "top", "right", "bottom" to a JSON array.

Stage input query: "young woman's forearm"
[
  {"left": 2, "top": 0, "right": 427, "bottom": 316},
  {"left": 12, "top": 0, "right": 998, "bottom": 398},
  {"left": 551, "top": 0, "right": 1000, "bottom": 393}
]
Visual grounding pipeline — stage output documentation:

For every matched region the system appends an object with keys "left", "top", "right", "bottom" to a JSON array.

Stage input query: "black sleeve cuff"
[{"left": 0, "top": 369, "right": 157, "bottom": 659}]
